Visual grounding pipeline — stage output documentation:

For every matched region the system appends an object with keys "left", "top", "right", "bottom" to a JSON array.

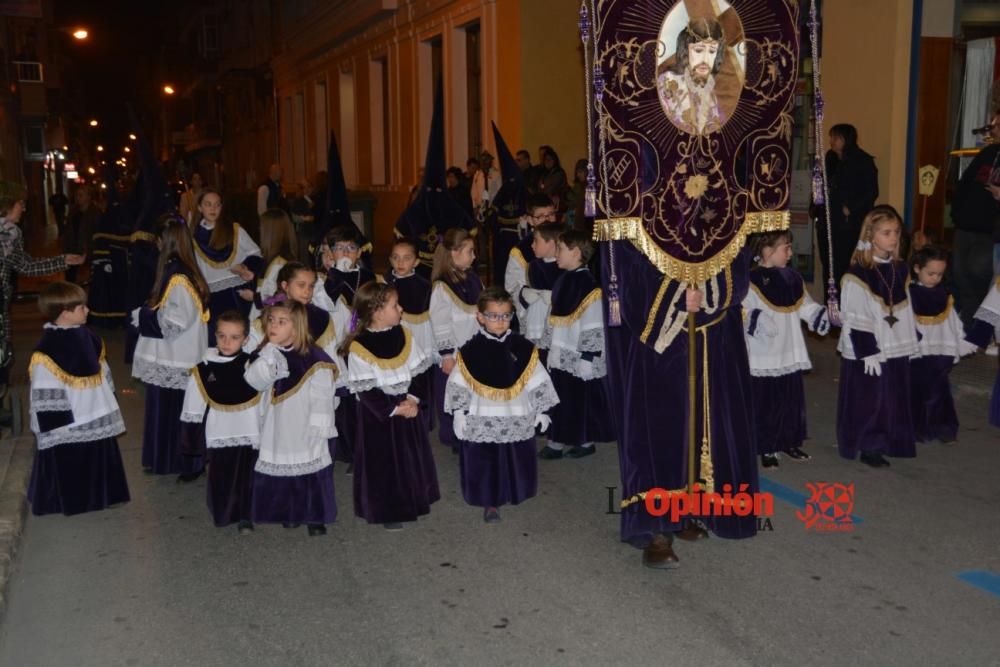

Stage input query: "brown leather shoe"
[
  {"left": 676, "top": 522, "right": 709, "bottom": 542},
  {"left": 642, "top": 534, "right": 680, "bottom": 569}
]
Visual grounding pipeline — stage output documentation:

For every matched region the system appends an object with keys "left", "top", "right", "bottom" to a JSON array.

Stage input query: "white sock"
[
  {"left": 547, "top": 441, "right": 564, "bottom": 451},
  {"left": 580, "top": 442, "right": 595, "bottom": 449}
]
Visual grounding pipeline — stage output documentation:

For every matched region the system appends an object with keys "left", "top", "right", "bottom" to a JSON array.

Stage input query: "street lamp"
[
  {"left": 72, "top": 29, "right": 88, "bottom": 40},
  {"left": 163, "top": 84, "right": 175, "bottom": 95},
  {"left": 123, "top": 146, "right": 131, "bottom": 153},
  {"left": 87, "top": 167, "right": 96, "bottom": 175},
  {"left": 89, "top": 119, "right": 98, "bottom": 127},
  {"left": 96, "top": 145, "right": 104, "bottom": 152},
  {"left": 128, "top": 133, "right": 137, "bottom": 141}
]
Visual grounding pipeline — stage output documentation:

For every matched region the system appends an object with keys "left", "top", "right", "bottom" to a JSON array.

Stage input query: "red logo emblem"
[{"left": 796, "top": 482, "right": 855, "bottom": 532}]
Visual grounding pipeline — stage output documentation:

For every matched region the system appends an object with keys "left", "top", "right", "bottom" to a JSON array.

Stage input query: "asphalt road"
[{"left": 1, "top": 313, "right": 998, "bottom": 666}]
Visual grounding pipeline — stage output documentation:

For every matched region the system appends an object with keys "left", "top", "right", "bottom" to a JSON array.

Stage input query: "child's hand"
[
  {"left": 862, "top": 356, "right": 882, "bottom": 377},
  {"left": 230, "top": 264, "right": 254, "bottom": 281},
  {"left": 395, "top": 399, "right": 418, "bottom": 418},
  {"left": 441, "top": 357, "right": 456, "bottom": 375},
  {"left": 238, "top": 289, "right": 254, "bottom": 302},
  {"left": 685, "top": 288, "right": 703, "bottom": 313}
]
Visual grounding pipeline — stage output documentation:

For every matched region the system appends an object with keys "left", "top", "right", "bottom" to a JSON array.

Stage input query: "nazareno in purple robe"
[{"left": 603, "top": 242, "right": 759, "bottom": 545}]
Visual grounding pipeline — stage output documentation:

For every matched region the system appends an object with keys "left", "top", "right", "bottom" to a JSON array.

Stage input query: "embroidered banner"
[{"left": 592, "top": 0, "right": 800, "bottom": 283}]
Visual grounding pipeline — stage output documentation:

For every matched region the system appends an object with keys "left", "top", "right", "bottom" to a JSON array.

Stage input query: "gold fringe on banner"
[{"left": 593, "top": 212, "right": 790, "bottom": 284}]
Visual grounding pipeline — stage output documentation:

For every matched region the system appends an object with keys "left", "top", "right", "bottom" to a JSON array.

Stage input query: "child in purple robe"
[
  {"left": 244, "top": 301, "right": 339, "bottom": 536},
  {"left": 908, "top": 247, "right": 977, "bottom": 443},
  {"left": 430, "top": 228, "right": 483, "bottom": 450},
  {"left": 516, "top": 222, "right": 565, "bottom": 364},
  {"left": 131, "top": 216, "right": 210, "bottom": 480},
  {"left": 965, "top": 277, "right": 1000, "bottom": 427},
  {"left": 385, "top": 237, "right": 436, "bottom": 428},
  {"left": 541, "top": 230, "right": 615, "bottom": 459},
  {"left": 343, "top": 282, "right": 438, "bottom": 530},
  {"left": 742, "top": 231, "right": 830, "bottom": 468},
  {"left": 504, "top": 194, "right": 557, "bottom": 309},
  {"left": 445, "top": 287, "right": 559, "bottom": 522},
  {"left": 314, "top": 225, "right": 376, "bottom": 469},
  {"left": 190, "top": 189, "right": 263, "bottom": 339},
  {"left": 181, "top": 310, "right": 261, "bottom": 533},
  {"left": 27, "top": 282, "right": 130, "bottom": 516},
  {"left": 836, "top": 206, "right": 919, "bottom": 467}
]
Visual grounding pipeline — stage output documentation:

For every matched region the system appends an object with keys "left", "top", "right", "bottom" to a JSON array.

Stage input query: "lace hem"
[
  {"left": 347, "top": 378, "right": 411, "bottom": 396},
  {"left": 913, "top": 343, "right": 969, "bottom": 359},
  {"left": 462, "top": 414, "right": 536, "bottom": 443},
  {"left": 180, "top": 410, "right": 204, "bottom": 423},
  {"left": 30, "top": 388, "right": 71, "bottom": 413},
  {"left": 411, "top": 355, "right": 433, "bottom": 377},
  {"left": 974, "top": 306, "right": 1000, "bottom": 331},
  {"left": 436, "top": 338, "right": 457, "bottom": 353},
  {"left": 444, "top": 382, "right": 472, "bottom": 413},
  {"left": 159, "top": 317, "right": 185, "bottom": 341},
  {"left": 579, "top": 328, "right": 605, "bottom": 354},
  {"left": 254, "top": 457, "right": 329, "bottom": 477},
  {"left": 133, "top": 358, "right": 191, "bottom": 389},
  {"left": 548, "top": 348, "right": 607, "bottom": 380},
  {"left": 749, "top": 363, "right": 810, "bottom": 378},
  {"left": 207, "top": 274, "right": 246, "bottom": 292},
  {"left": 532, "top": 382, "right": 560, "bottom": 413},
  {"left": 36, "top": 410, "right": 126, "bottom": 449},
  {"left": 207, "top": 435, "right": 259, "bottom": 449}
]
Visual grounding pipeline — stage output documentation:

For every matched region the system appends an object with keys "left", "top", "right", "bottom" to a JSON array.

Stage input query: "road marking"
[{"left": 956, "top": 571, "right": 1000, "bottom": 600}]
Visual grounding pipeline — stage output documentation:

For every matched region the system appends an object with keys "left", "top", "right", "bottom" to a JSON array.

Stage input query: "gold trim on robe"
[
  {"left": 456, "top": 348, "right": 539, "bottom": 403},
  {"left": 549, "top": 289, "right": 602, "bottom": 327},
  {"left": 349, "top": 328, "right": 414, "bottom": 370}
]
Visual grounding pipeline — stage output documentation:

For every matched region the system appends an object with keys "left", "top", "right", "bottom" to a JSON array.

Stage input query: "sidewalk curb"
[{"left": 0, "top": 436, "right": 33, "bottom": 619}]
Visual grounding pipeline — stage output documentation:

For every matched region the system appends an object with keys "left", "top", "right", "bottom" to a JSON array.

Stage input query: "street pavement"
[{"left": 0, "top": 304, "right": 998, "bottom": 667}]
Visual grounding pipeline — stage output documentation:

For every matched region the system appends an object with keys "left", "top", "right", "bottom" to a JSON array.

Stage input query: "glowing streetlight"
[
  {"left": 86, "top": 167, "right": 96, "bottom": 175},
  {"left": 96, "top": 145, "right": 104, "bottom": 152},
  {"left": 72, "top": 29, "right": 88, "bottom": 40},
  {"left": 128, "top": 133, "right": 137, "bottom": 141},
  {"left": 89, "top": 119, "right": 98, "bottom": 127},
  {"left": 123, "top": 146, "right": 131, "bottom": 153},
  {"left": 163, "top": 85, "right": 175, "bottom": 95}
]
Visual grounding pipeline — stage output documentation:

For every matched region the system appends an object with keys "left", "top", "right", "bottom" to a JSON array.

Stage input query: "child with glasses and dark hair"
[
  {"left": 540, "top": 231, "right": 614, "bottom": 460},
  {"left": 444, "top": 287, "right": 558, "bottom": 523}
]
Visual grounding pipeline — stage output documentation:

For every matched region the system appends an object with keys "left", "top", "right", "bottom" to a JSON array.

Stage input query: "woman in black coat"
[{"left": 817, "top": 123, "right": 879, "bottom": 291}]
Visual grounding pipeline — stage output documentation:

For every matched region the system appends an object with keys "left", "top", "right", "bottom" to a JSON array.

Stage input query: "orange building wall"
[{"left": 271, "top": 0, "right": 586, "bottom": 257}]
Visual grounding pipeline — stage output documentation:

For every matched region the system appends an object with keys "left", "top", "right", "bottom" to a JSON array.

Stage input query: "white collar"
[
  {"left": 572, "top": 266, "right": 588, "bottom": 272},
  {"left": 199, "top": 219, "right": 214, "bottom": 230},
  {"left": 366, "top": 324, "right": 395, "bottom": 333},
  {"left": 480, "top": 327, "right": 512, "bottom": 342},
  {"left": 205, "top": 347, "right": 241, "bottom": 363},
  {"left": 43, "top": 322, "right": 82, "bottom": 330},
  {"left": 873, "top": 255, "right": 892, "bottom": 264},
  {"left": 542, "top": 256, "right": 557, "bottom": 263},
  {"left": 392, "top": 270, "right": 416, "bottom": 279}
]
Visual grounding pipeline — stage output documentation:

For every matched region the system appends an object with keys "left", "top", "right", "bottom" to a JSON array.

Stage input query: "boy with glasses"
[{"left": 444, "top": 286, "right": 558, "bottom": 523}]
